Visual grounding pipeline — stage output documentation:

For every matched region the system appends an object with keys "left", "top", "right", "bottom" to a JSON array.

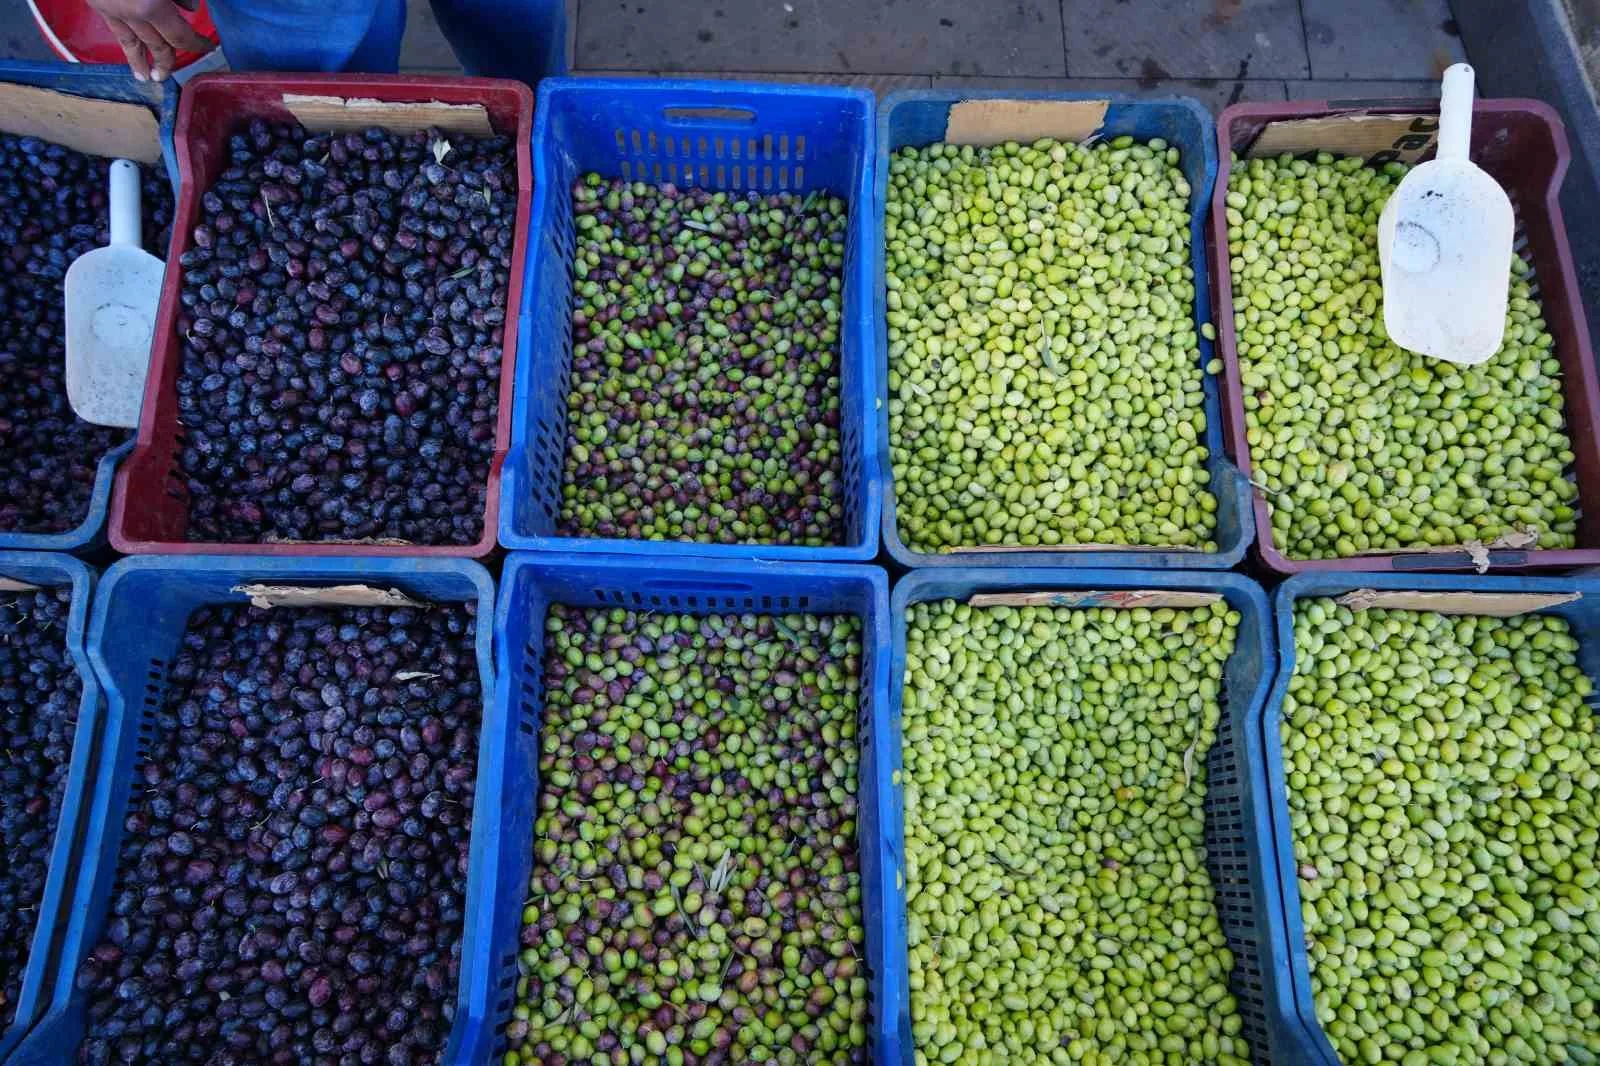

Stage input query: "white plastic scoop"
[
  {"left": 64, "top": 159, "right": 164, "bottom": 428},
  {"left": 1378, "top": 63, "right": 1514, "bottom": 366}
]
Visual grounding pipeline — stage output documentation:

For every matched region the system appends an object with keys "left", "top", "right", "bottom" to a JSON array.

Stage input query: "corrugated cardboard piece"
[
  {"left": 1334, "top": 589, "right": 1579, "bottom": 618},
  {"left": 944, "top": 99, "right": 1109, "bottom": 147},
  {"left": 283, "top": 95, "right": 493, "bottom": 137},
  {"left": 0, "top": 577, "right": 41, "bottom": 592},
  {"left": 0, "top": 83, "right": 161, "bottom": 165},
  {"left": 1247, "top": 112, "right": 1439, "bottom": 165},
  {"left": 969, "top": 589, "right": 1222, "bottom": 610},
  {"left": 233, "top": 584, "right": 426, "bottom": 609}
]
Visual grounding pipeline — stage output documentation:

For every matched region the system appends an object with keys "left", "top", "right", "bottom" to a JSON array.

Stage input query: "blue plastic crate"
[
  {"left": 498, "top": 77, "right": 882, "bottom": 562},
  {"left": 888, "top": 568, "right": 1285, "bottom": 1065},
  {"left": 1259, "top": 570, "right": 1600, "bottom": 1066},
  {"left": 0, "top": 552, "right": 98, "bottom": 1063},
  {"left": 876, "top": 90, "right": 1252, "bottom": 570},
  {"left": 8, "top": 556, "right": 497, "bottom": 1066},
  {"left": 0, "top": 61, "right": 178, "bottom": 555},
  {"left": 452, "top": 554, "right": 899, "bottom": 1064}
]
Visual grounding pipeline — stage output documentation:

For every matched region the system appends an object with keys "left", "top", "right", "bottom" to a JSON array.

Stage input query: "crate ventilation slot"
[
  {"left": 614, "top": 126, "right": 802, "bottom": 190},
  {"left": 584, "top": 588, "right": 809, "bottom": 612},
  {"left": 136, "top": 657, "right": 168, "bottom": 758}
]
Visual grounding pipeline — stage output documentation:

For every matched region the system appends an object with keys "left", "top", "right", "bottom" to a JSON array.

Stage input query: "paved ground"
[
  {"left": 5, "top": 0, "right": 1469, "bottom": 108},
  {"left": 568, "top": 0, "right": 1464, "bottom": 108}
]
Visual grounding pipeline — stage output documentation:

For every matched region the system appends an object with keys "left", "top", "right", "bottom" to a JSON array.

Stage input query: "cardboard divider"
[
  {"left": 0, "top": 577, "right": 42, "bottom": 592},
  {"left": 943, "top": 98, "right": 1109, "bottom": 146},
  {"left": 1350, "top": 528, "right": 1539, "bottom": 572},
  {"left": 1333, "top": 588, "right": 1579, "bottom": 617},
  {"left": 0, "top": 82, "right": 161, "bottom": 164},
  {"left": 231, "top": 584, "right": 427, "bottom": 609},
  {"left": 282, "top": 94, "right": 494, "bottom": 137},
  {"left": 1247, "top": 112, "right": 1439, "bottom": 164}
]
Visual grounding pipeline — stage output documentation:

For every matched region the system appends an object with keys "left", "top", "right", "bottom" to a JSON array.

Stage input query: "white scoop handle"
[
  {"left": 1438, "top": 63, "right": 1475, "bottom": 162},
  {"left": 109, "top": 159, "right": 142, "bottom": 248}
]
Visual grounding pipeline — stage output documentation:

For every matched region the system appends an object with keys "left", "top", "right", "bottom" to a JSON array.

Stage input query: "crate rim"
[
  {"left": 1210, "top": 97, "right": 1600, "bottom": 576},
  {"left": 21, "top": 552, "right": 497, "bottom": 1065},
  {"left": 496, "top": 75, "right": 884, "bottom": 562},
  {"left": 494, "top": 551, "right": 891, "bottom": 629},
  {"left": 0, "top": 59, "right": 178, "bottom": 554},
  {"left": 1260, "top": 567, "right": 1600, "bottom": 1065},
  {"left": 874, "top": 87, "right": 1254, "bottom": 570},
  {"left": 88, "top": 550, "right": 497, "bottom": 600},
  {"left": 472, "top": 552, "right": 901, "bottom": 1065},
  {"left": 537, "top": 73, "right": 879, "bottom": 104},
  {"left": 107, "top": 72, "right": 534, "bottom": 558},
  {"left": 0, "top": 550, "right": 99, "bottom": 1062},
  {"left": 887, "top": 565, "right": 1285, "bottom": 1065}
]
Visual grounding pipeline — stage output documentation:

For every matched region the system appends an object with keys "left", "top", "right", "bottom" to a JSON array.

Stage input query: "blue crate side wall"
[
  {"left": 468, "top": 556, "right": 899, "bottom": 1065},
  {"left": 0, "top": 553, "right": 98, "bottom": 1062},
  {"left": 887, "top": 569, "right": 1286, "bottom": 1065},
  {"left": 874, "top": 90, "right": 1251, "bottom": 570},
  {"left": 500, "top": 80, "right": 880, "bottom": 560}
]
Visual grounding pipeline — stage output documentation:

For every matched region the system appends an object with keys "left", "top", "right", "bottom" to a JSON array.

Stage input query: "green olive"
[
  {"left": 886, "top": 138, "right": 1218, "bottom": 553},
  {"left": 1284, "top": 600, "right": 1600, "bottom": 1064},
  {"left": 1228, "top": 152, "right": 1578, "bottom": 560},
  {"left": 902, "top": 600, "right": 1248, "bottom": 1065}
]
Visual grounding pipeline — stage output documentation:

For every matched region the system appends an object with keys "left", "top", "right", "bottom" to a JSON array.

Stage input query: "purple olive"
[
  {"left": 172, "top": 120, "right": 514, "bottom": 546},
  {"left": 76, "top": 600, "right": 482, "bottom": 1064}
]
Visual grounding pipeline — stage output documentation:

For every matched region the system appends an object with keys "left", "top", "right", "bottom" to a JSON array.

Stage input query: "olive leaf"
[
  {"left": 431, "top": 137, "right": 452, "bottom": 165},
  {"left": 707, "top": 850, "right": 737, "bottom": 895}
]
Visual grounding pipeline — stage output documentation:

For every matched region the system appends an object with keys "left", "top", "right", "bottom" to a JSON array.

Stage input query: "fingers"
[
  {"left": 104, "top": 16, "right": 152, "bottom": 82},
  {"left": 128, "top": 18, "right": 178, "bottom": 82},
  {"left": 149, "top": 3, "right": 215, "bottom": 55}
]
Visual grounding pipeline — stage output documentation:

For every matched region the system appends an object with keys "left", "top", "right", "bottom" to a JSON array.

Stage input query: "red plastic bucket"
[{"left": 26, "top": 0, "right": 217, "bottom": 68}]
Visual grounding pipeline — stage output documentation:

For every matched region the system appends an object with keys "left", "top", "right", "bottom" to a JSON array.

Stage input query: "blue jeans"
[{"left": 206, "top": 0, "right": 565, "bottom": 82}]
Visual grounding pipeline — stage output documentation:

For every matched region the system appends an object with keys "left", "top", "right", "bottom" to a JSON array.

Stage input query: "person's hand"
[{"left": 85, "top": 0, "right": 215, "bottom": 83}]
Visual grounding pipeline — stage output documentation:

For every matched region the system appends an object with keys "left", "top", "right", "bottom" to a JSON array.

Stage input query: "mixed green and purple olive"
[
  {"left": 511, "top": 606, "right": 869, "bottom": 1065},
  {"left": 561, "top": 177, "right": 848, "bottom": 546}
]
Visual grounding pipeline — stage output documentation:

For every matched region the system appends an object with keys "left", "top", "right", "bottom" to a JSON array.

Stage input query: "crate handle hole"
[
  {"left": 641, "top": 579, "right": 755, "bottom": 593},
  {"left": 663, "top": 106, "right": 757, "bottom": 126}
]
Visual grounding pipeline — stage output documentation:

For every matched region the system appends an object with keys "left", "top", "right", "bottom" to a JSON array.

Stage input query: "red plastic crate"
[
  {"left": 1209, "top": 99, "right": 1600, "bottom": 575},
  {"left": 109, "top": 73, "right": 533, "bottom": 557}
]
